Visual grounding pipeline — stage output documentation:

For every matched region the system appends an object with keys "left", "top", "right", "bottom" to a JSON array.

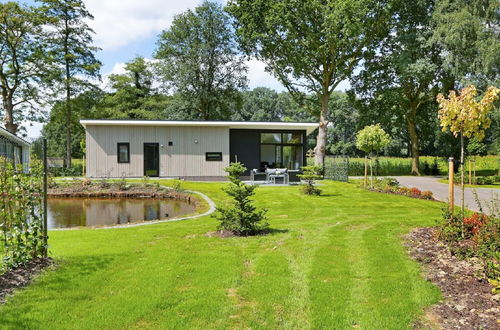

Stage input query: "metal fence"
[
  {"left": 0, "top": 137, "right": 48, "bottom": 274},
  {"left": 324, "top": 155, "right": 349, "bottom": 182}
]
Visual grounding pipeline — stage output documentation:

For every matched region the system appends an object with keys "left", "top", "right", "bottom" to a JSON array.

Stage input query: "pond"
[{"left": 47, "top": 198, "right": 197, "bottom": 229}]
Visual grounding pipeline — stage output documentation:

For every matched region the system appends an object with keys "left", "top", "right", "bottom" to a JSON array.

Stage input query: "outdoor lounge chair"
[{"left": 267, "top": 168, "right": 288, "bottom": 184}]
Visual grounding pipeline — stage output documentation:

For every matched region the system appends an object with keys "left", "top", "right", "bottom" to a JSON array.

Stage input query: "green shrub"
[
  {"left": 0, "top": 158, "right": 45, "bottom": 273},
  {"left": 213, "top": 162, "right": 268, "bottom": 235},
  {"left": 49, "top": 164, "right": 83, "bottom": 177},
  {"left": 476, "top": 176, "right": 495, "bottom": 185},
  {"left": 437, "top": 206, "right": 499, "bottom": 281},
  {"left": 298, "top": 165, "right": 322, "bottom": 195}
]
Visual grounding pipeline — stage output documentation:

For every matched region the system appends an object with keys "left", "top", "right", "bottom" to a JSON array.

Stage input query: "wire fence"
[
  {"left": 324, "top": 155, "right": 349, "bottom": 182},
  {"left": 0, "top": 138, "right": 48, "bottom": 275}
]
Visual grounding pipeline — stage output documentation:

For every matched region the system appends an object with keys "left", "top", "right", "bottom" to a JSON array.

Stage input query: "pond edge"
[{"left": 49, "top": 189, "right": 216, "bottom": 231}]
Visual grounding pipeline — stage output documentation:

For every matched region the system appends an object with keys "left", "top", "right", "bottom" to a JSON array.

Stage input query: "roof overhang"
[
  {"left": 80, "top": 120, "right": 318, "bottom": 135},
  {"left": 0, "top": 127, "right": 31, "bottom": 147}
]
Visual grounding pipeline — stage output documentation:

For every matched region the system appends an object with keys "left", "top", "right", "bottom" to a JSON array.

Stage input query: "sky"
[{"left": 7, "top": 0, "right": 349, "bottom": 138}]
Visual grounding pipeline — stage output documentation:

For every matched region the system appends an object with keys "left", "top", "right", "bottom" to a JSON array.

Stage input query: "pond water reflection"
[{"left": 47, "top": 198, "right": 196, "bottom": 229}]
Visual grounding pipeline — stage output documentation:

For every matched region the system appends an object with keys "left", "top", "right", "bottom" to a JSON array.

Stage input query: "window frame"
[
  {"left": 117, "top": 142, "right": 130, "bottom": 164},
  {"left": 205, "top": 152, "right": 223, "bottom": 162}
]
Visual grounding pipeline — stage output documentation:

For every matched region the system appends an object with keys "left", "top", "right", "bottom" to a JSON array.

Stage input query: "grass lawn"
[
  {"left": 437, "top": 179, "right": 500, "bottom": 189},
  {"left": 0, "top": 180, "right": 442, "bottom": 329}
]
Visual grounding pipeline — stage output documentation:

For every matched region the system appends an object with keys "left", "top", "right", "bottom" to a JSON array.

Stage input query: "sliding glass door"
[{"left": 260, "top": 132, "right": 303, "bottom": 170}]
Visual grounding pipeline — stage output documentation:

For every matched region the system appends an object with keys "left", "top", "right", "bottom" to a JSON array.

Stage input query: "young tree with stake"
[
  {"left": 355, "top": 124, "right": 391, "bottom": 187},
  {"left": 437, "top": 85, "right": 500, "bottom": 216}
]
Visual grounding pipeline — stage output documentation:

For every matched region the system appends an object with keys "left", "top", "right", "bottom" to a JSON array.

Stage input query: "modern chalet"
[{"left": 80, "top": 120, "right": 318, "bottom": 178}]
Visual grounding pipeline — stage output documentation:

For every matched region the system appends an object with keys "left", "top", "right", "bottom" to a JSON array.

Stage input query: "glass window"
[
  {"left": 14, "top": 146, "right": 22, "bottom": 165},
  {"left": 282, "top": 146, "right": 302, "bottom": 170},
  {"left": 260, "top": 133, "right": 281, "bottom": 144},
  {"left": 260, "top": 145, "right": 283, "bottom": 168},
  {"left": 283, "top": 133, "right": 302, "bottom": 144},
  {"left": 205, "top": 152, "right": 222, "bottom": 161},
  {"left": 117, "top": 143, "right": 130, "bottom": 163}
]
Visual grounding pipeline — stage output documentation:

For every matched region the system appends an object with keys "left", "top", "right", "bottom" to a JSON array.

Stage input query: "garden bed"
[
  {"left": 406, "top": 227, "right": 499, "bottom": 329},
  {"left": 0, "top": 258, "right": 53, "bottom": 304}
]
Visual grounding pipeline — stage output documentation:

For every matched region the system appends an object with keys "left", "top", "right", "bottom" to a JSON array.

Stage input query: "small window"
[
  {"left": 261, "top": 133, "right": 281, "bottom": 144},
  {"left": 206, "top": 152, "right": 222, "bottom": 161},
  {"left": 283, "top": 133, "right": 302, "bottom": 144},
  {"left": 168, "top": 141, "right": 173, "bottom": 146},
  {"left": 117, "top": 143, "right": 130, "bottom": 163}
]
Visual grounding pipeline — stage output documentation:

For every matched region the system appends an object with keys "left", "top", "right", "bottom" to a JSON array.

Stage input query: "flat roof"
[
  {"left": 80, "top": 120, "right": 318, "bottom": 135},
  {"left": 0, "top": 127, "right": 31, "bottom": 147}
]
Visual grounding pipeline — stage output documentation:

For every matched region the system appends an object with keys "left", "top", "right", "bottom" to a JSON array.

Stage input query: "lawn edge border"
[{"left": 49, "top": 189, "right": 216, "bottom": 231}]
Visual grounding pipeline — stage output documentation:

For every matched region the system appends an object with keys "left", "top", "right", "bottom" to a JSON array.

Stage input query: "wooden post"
[
  {"left": 448, "top": 157, "right": 454, "bottom": 215},
  {"left": 364, "top": 156, "right": 368, "bottom": 188}
]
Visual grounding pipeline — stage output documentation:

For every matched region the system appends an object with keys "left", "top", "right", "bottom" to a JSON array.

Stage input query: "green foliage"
[
  {"left": 154, "top": 1, "right": 247, "bottom": 120},
  {"left": 213, "top": 162, "right": 268, "bottom": 235},
  {"left": 467, "top": 137, "right": 488, "bottom": 156},
  {"left": 232, "top": 87, "right": 286, "bottom": 122},
  {"left": 430, "top": 0, "right": 500, "bottom": 87},
  {"left": 40, "top": 0, "right": 101, "bottom": 166},
  {"left": 228, "top": 0, "right": 391, "bottom": 164},
  {"left": 99, "top": 57, "right": 169, "bottom": 120},
  {"left": 0, "top": 158, "right": 45, "bottom": 273},
  {"left": 438, "top": 206, "right": 499, "bottom": 281},
  {"left": 355, "top": 124, "right": 391, "bottom": 155},
  {"left": 0, "top": 2, "right": 52, "bottom": 133},
  {"left": 43, "top": 91, "right": 103, "bottom": 158},
  {"left": 298, "top": 165, "right": 322, "bottom": 195},
  {"left": 49, "top": 164, "right": 83, "bottom": 177}
]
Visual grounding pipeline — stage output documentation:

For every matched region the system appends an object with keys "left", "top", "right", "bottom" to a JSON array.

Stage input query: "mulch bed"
[
  {"left": 205, "top": 230, "right": 240, "bottom": 238},
  {"left": 0, "top": 258, "right": 53, "bottom": 304},
  {"left": 405, "top": 227, "right": 499, "bottom": 329}
]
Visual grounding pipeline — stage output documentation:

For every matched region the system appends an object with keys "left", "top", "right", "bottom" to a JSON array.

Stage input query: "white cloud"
[
  {"left": 245, "top": 58, "right": 285, "bottom": 91},
  {"left": 85, "top": 0, "right": 201, "bottom": 50}
]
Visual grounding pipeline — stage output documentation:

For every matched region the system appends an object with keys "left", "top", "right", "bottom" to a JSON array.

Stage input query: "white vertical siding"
[{"left": 85, "top": 125, "right": 229, "bottom": 178}]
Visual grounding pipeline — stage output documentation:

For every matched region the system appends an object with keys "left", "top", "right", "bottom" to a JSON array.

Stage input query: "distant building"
[{"left": 0, "top": 127, "right": 31, "bottom": 167}]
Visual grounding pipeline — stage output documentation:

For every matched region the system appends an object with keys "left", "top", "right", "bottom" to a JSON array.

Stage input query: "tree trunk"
[
  {"left": 460, "top": 131, "right": 465, "bottom": 217},
  {"left": 64, "top": 14, "right": 72, "bottom": 168},
  {"left": 407, "top": 115, "right": 420, "bottom": 176},
  {"left": 314, "top": 93, "right": 329, "bottom": 166},
  {"left": 2, "top": 97, "right": 17, "bottom": 134},
  {"left": 65, "top": 67, "right": 72, "bottom": 168}
]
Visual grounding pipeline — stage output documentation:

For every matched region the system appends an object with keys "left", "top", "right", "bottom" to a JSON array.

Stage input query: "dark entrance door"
[{"left": 144, "top": 143, "right": 159, "bottom": 177}]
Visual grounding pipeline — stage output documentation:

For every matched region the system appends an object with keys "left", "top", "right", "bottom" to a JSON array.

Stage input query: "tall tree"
[
  {"left": 232, "top": 87, "right": 285, "bottom": 122},
  {"left": 351, "top": 0, "right": 441, "bottom": 175},
  {"left": 328, "top": 92, "right": 359, "bottom": 156},
  {"left": 431, "top": 0, "right": 500, "bottom": 89},
  {"left": 0, "top": 2, "right": 50, "bottom": 134},
  {"left": 227, "top": 0, "right": 391, "bottom": 165},
  {"left": 154, "top": 1, "right": 247, "bottom": 120},
  {"left": 43, "top": 89, "right": 103, "bottom": 158},
  {"left": 41, "top": 0, "right": 101, "bottom": 167},
  {"left": 99, "top": 57, "right": 169, "bottom": 120}
]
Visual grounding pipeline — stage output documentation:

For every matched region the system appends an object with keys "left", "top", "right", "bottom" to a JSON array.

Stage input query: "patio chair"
[{"left": 251, "top": 169, "right": 267, "bottom": 183}]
